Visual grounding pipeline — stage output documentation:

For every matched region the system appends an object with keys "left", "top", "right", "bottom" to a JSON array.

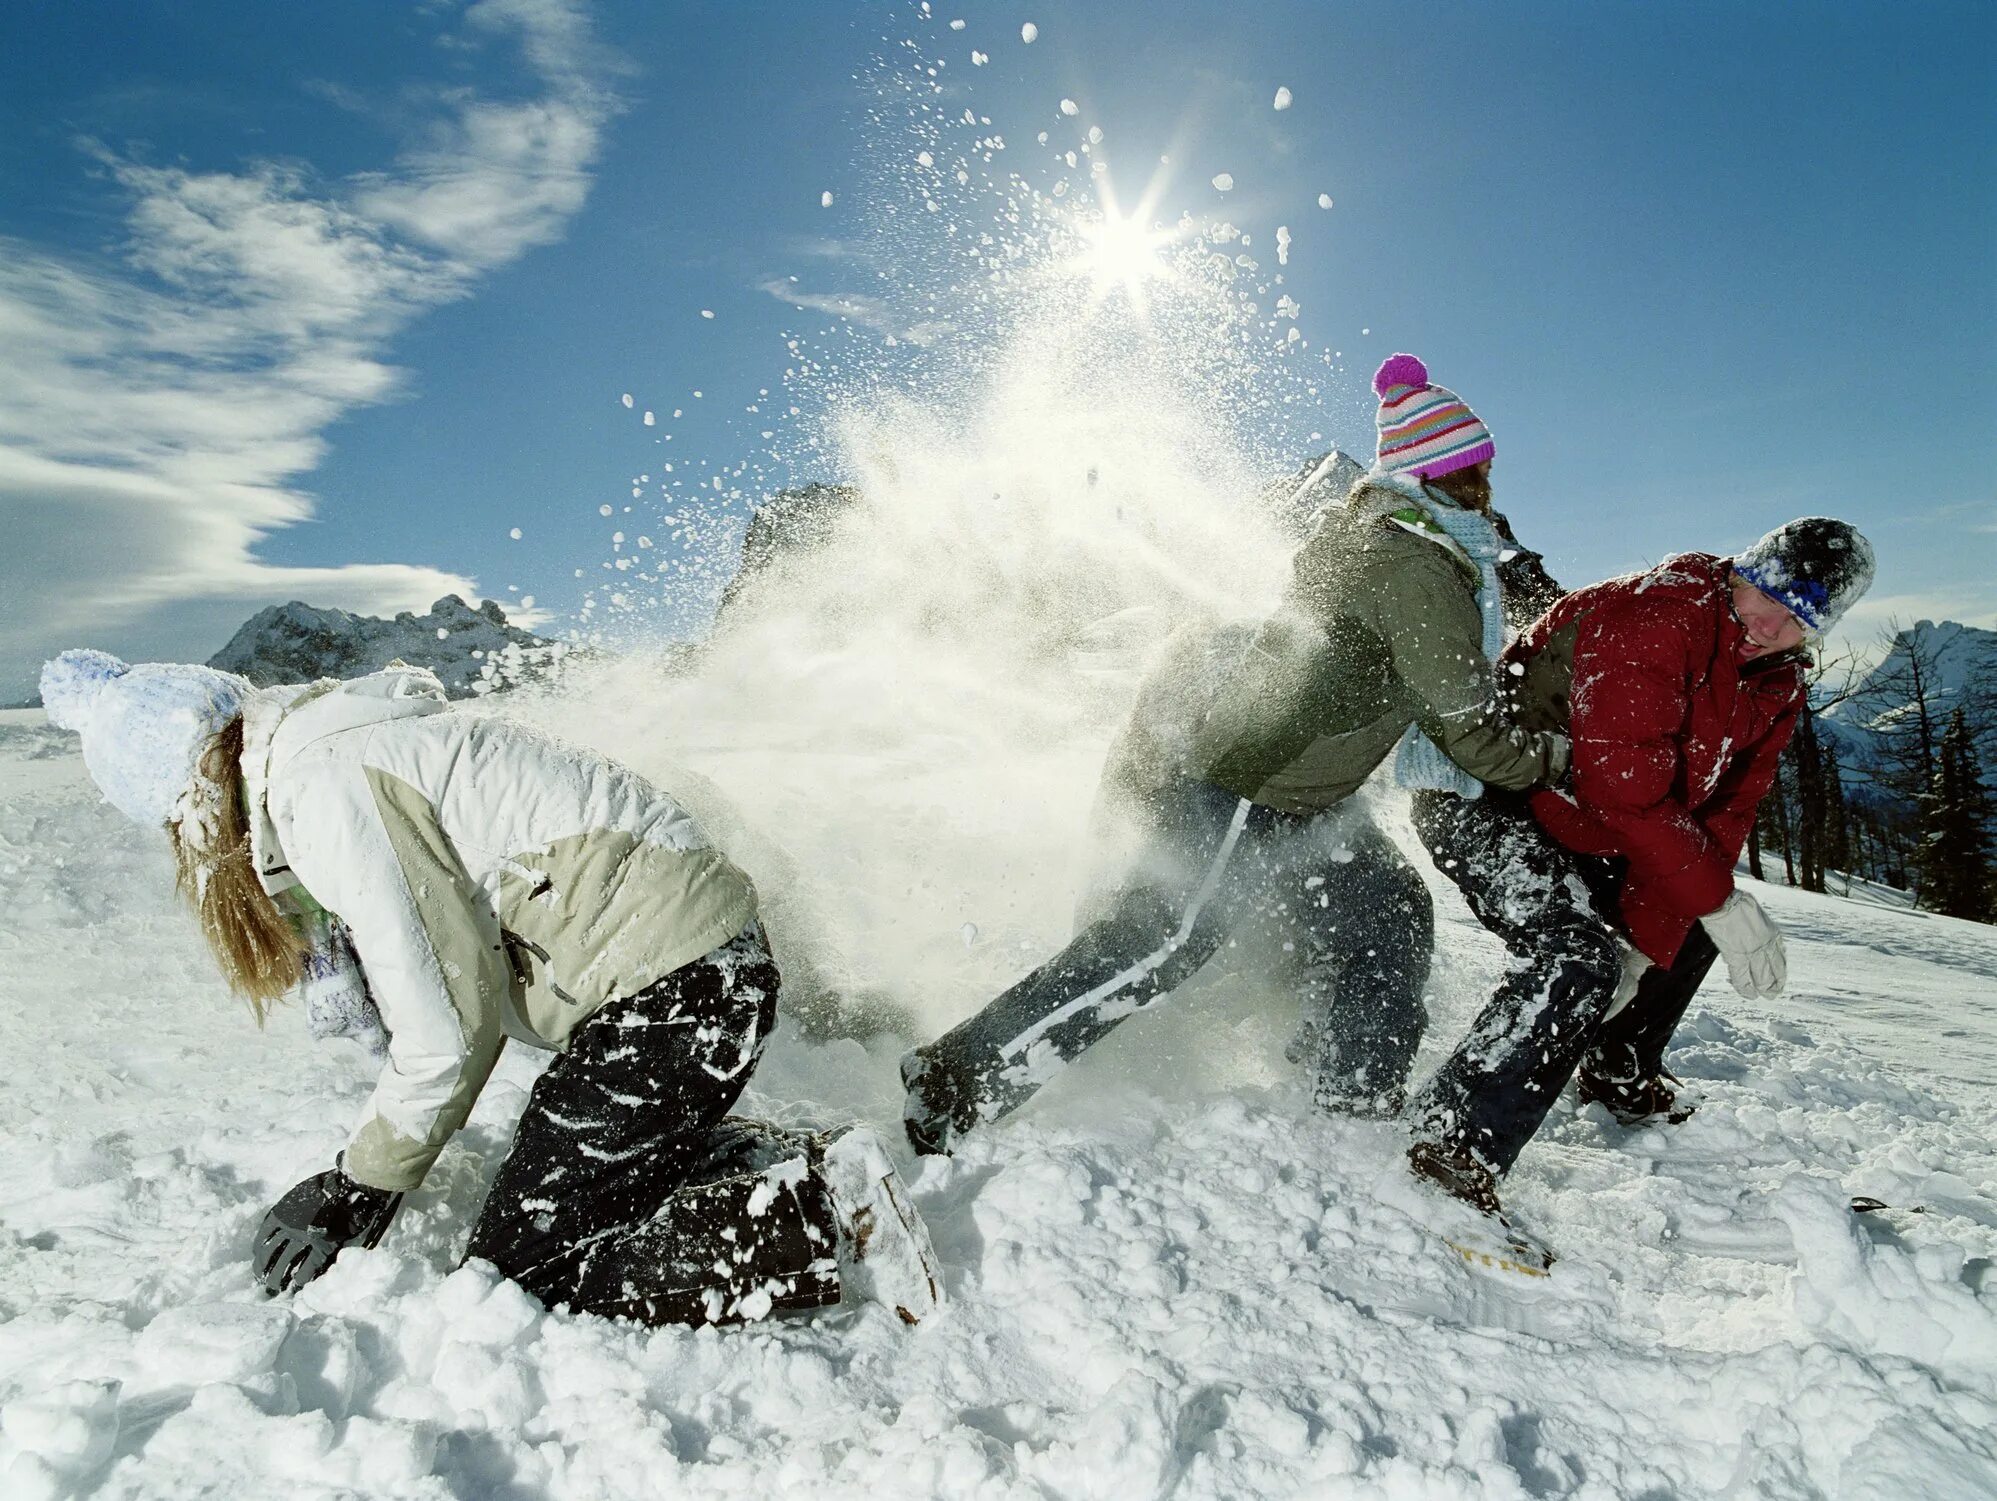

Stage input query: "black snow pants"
[
  {"left": 1586, "top": 923, "right": 1720, "bottom": 1089},
  {"left": 906, "top": 778, "right": 1434, "bottom": 1144},
  {"left": 1408, "top": 789, "right": 1626, "bottom": 1174},
  {"left": 463, "top": 926, "right": 841, "bottom": 1326}
]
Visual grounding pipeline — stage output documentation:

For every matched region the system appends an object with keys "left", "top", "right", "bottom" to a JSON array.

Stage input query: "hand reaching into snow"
[
  {"left": 1699, "top": 889, "right": 1787, "bottom": 999},
  {"left": 253, "top": 1164, "right": 402, "bottom": 1295}
]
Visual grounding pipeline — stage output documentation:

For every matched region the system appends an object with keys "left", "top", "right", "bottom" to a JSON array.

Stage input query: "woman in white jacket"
[{"left": 40, "top": 650, "right": 940, "bottom": 1328}]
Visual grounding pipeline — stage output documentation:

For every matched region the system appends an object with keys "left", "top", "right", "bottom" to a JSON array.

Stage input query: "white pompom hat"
[{"left": 40, "top": 650, "right": 251, "bottom": 828}]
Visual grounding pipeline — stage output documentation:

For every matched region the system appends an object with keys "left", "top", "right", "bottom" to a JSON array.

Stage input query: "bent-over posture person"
[
  {"left": 40, "top": 652, "right": 941, "bottom": 1327},
  {"left": 901, "top": 353, "right": 1570, "bottom": 1153},
  {"left": 1405, "top": 517, "right": 1875, "bottom": 1218}
]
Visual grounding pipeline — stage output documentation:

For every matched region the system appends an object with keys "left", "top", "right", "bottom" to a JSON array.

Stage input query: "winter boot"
[
  {"left": 1405, "top": 1141, "right": 1554, "bottom": 1275},
  {"left": 1576, "top": 1067, "right": 1695, "bottom": 1127},
  {"left": 1406, "top": 1140, "right": 1503, "bottom": 1217},
  {"left": 816, "top": 1126, "right": 945, "bottom": 1326},
  {"left": 899, "top": 1046, "right": 984, "bottom": 1157}
]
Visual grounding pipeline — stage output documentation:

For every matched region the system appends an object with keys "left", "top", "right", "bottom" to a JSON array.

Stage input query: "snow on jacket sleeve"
[
  {"left": 1366, "top": 540, "right": 1570, "bottom": 792},
  {"left": 1699, "top": 697, "right": 1801, "bottom": 864},
  {"left": 277, "top": 750, "right": 512, "bottom": 1193},
  {"left": 1562, "top": 590, "right": 1735, "bottom": 924}
]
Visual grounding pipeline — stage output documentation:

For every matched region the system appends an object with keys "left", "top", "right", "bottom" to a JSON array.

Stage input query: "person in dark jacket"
[
  {"left": 900, "top": 354, "right": 1571, "bottom": 1154},
  {"left": 1406, "top": 517, "right": 1875, "bottom": 1218}
]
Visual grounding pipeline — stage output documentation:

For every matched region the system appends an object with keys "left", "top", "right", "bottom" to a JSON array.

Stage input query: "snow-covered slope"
[
  {"left": 206, "top": 595, "right": 563, "bottom": 699},
  {"left": 2, "top": 709, "right": 1993, "bottom": 1500}
]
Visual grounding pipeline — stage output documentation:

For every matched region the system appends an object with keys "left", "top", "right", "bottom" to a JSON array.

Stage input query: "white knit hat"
[{"left": 40, "top": 650, "right": 251, "bottom": 828}]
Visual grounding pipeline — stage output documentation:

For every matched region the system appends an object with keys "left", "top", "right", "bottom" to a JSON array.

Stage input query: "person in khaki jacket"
[
  {"left": 901, "top": 354, "right": 1570, "bottom": 1155},
  {"left": 39, "top": 651, "right": 941, "bottom": 1327}
]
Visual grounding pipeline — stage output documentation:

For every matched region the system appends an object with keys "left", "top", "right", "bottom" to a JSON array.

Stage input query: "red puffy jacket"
[{"left": 1503, "top": 553, "right": 1805, "bottom": 966}]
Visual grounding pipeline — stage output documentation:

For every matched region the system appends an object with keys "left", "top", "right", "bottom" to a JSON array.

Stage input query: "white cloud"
[
  {"left": 0, "top": 0, "right": 618, "bottom": 698},
  {"left": 757, "top": 277, "right": 954, "bottom": 347}
]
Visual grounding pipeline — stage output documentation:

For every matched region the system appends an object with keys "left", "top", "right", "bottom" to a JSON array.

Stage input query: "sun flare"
[{"left": 1078, "top": 211, "right": 1173, "bottom": 302}]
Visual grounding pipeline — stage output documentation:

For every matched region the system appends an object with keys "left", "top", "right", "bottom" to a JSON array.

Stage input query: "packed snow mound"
[
  {"left": 2, "top": 711, "right": 1994, "bottom": 1499},
  {"left": 206, "top": 595, "right": 564, "bottom": 699}
]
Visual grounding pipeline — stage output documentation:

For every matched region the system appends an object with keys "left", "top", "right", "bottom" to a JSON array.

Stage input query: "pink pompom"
[{"left": 1373, "top": 352, "right": 1428, "bottom": 396}]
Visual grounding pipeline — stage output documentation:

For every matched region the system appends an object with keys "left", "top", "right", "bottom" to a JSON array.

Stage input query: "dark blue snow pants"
[
  {"left": 902, "top": 778, "right": 1434, "bottom": 1152},
  {"left": 1408, "top": 789, "right": 1626, "bottom": 1174}
]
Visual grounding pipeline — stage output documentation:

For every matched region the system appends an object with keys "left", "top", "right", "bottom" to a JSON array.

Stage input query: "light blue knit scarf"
[{"left": 1391, "top": 482, "right": 1506, "bottom": 799}]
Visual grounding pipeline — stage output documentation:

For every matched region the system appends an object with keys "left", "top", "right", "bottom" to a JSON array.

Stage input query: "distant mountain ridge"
[
  {"left": 1820, "top": 619, "right": 1997, "bottom": 788},
  {"left": 207, "top": 595, "right": 563, "bottom": 699}
]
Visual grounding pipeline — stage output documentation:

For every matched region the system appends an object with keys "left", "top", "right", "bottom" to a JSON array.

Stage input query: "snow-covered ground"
[{"left": 3, "top": 704, "right": 1995, "bottom": 1501}]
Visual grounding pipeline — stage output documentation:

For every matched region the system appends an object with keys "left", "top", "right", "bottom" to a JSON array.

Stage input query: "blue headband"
[{"left": 1736, "top": 563, "right": 1830, "bottom": 634}]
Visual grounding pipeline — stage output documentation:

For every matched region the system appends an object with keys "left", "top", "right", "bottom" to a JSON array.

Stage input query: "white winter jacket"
[{"left": 242, "top": 668, "right": 758, "bottom": 1191}]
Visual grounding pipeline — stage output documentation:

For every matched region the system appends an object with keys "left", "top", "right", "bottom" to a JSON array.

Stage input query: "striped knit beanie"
[{"left": 1371, "top": 353, "right": 1494, "bottom": 481}]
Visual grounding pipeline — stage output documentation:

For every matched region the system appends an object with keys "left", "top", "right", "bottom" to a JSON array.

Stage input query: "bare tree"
[{"left": 1855, "top": 621, "right": 1959, "bottom": 908}]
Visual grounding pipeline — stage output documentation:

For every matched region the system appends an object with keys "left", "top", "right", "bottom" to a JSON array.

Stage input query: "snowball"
[
  {"left": 508, "top": 527, "right": 522, "bottom": 540},
  {"left": 1212, "top": 173, "right": 1234, "bottom": 192},
  {"left": 1276, "top": 225, "right": 1291, "bottom": 265},
  {"left": 599, "top": 504, "right": 613, "bottom": 517},
  {"left": 950, "top": 17, "right": 965, "bottom": 28},
  {"left": 1059, "top": 98, "right": 1078, "bottom": 115},
  {"left": 620, "top": 393, "right": 633, "bottom": 408},
  {"left": 971, "top": 50, "right": 987, "bottom": 65},
  {"left": 700, "top": 309, "right": 715, "bottom": 319},
  {"left": 820, "top": 190, "right": 834, "bottom": 207},
  {"left": 1318, "top": 193, "right": 1334, "bottom": 209},
  {"left": 961, "top": 922, "right": 979, "bottom": 947},
  {"left": 1088, "top": 125, "right": 1102, "bottom": 144},
  {"left": 1021, "top": 22, "right": 1038, "bottom": 43},
  {"left": 1273, "top": 86, "right": 1293, "bottom": 110},
  {"left": 643, "top": 411, "right": 655, "bottom": 426}
]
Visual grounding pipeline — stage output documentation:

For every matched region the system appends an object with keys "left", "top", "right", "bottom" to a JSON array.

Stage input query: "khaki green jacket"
[{"left": 1107, "top": 477, "right": 1568, "bottom": 817}]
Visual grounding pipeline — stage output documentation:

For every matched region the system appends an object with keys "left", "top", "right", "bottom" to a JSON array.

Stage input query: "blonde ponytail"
[{"left": 169, "top": 718, "right": 304, "bottom": 1020}]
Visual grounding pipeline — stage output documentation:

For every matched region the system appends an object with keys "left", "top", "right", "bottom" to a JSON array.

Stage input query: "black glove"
[{"left": 253, "top": 1164, "right": 402, "bottom": 1295}]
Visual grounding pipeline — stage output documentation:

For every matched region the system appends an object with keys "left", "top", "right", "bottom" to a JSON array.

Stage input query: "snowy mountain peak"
[
  {"left": 207, "top": 594, "right": 563, "bottom": 698},
  {"left": 1831, "top": 619, "right": 1997, "bottom": 730}
]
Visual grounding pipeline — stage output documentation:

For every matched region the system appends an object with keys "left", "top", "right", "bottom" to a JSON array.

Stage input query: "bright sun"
[
  {"left": 1057, "top": 168, "right": 1185, "bottom": 317},
  {"left": 1079, "top": 211, "right": 1172, "bottom": 302}
]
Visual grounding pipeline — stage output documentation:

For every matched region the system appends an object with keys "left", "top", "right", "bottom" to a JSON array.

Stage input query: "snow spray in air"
[{"left": 525, "top": 22, "right": 1355, "bottom": 1064}]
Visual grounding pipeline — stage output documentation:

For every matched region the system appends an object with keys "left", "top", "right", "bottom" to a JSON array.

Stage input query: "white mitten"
[
  {"left": 1698, "top": 889, "right": 1787, "bottom": 999},
  {"left": 1601, "top": 939, "right": 1652, "bottom": 1021}
]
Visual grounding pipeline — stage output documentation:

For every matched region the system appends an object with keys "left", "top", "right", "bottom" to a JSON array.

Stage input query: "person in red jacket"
[{"left": 1405, "top": 517, "right": 1875, "bottom": 1222}]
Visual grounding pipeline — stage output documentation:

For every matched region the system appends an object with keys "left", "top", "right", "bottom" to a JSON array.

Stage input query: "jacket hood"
[
  {"left": 264, "top": 666, "right": 450, "bottom": 772},
  {"left": 1347, "top": 471, "right": 1480, "bottom": 574}
]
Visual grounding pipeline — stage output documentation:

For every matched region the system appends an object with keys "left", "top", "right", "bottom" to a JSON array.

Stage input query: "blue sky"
[{"left": 1, "top": 0, "right": 1992, "bottom": 698}]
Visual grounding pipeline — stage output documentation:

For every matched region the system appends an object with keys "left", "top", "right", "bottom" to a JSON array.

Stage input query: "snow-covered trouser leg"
[
  {"left": 903, "top": 779, "right": 1258, "bottom": 1149},
  {"left": 1407, "top": 790, "right": 1622, "bottom": 1174},
  {"left": 1583, "top": 921, "right": 1717, "bottom": 1086},
  {"left": 1274, "top": 814, "right": 1434, "bottom": 1115},
  {"left": 464, "top": 926, "right": 842, "bottom": 1326}
]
